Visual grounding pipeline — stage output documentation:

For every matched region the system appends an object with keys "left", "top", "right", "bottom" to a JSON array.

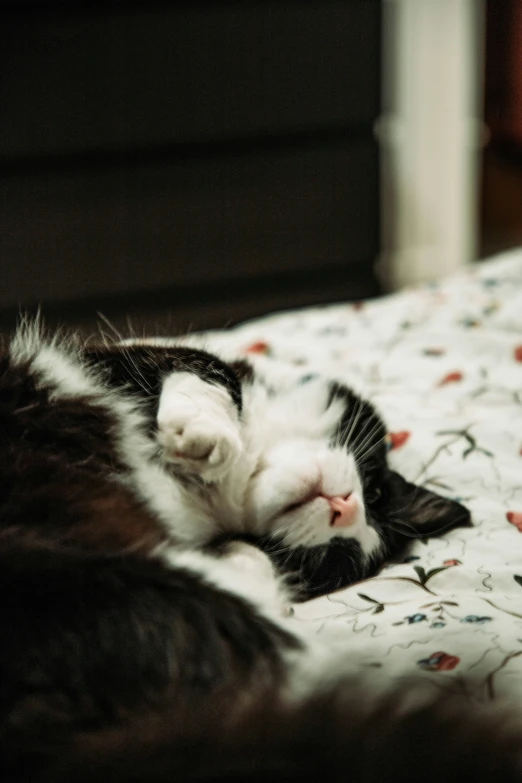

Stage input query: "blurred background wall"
[
  {"left": 0, "top": 0, "right": 381, "bottom": 334},
  {"left": 0, "top": 1, "right": 520, "bottom": 335}
]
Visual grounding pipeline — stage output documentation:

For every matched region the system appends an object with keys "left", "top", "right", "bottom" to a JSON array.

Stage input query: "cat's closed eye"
[
  {"left": 284, "top": 501, "right": 306, "bottom": 514},
  {"left": 283, "top": 488, "right": 320, "bottom": 514}
]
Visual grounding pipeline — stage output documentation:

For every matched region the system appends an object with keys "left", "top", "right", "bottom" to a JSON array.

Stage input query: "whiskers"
[
  {"left": 389, "top": 515, "right": 466, "bottom": 539},
  {"left": 336, "top": 396, "right": 364, "bottom": 450},
  {"left": 353, "top": 428, "right": 386, "bottom": 467},
  {"left": 334, "top": 396, "right": 386, "bottom": 470},
  {"left": 96, "top": 312, "right": 125, "bottom": 344},
  {"left": 386, "top": 518, "right": 425, "bottom": 540}
]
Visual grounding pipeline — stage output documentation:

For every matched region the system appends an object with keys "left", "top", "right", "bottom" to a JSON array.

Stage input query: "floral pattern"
[
  {"left": 418, "top": 652, "right": 460, "bottom": 672},
  {"left": 183, "top": 248, "right": 522, "bottom": 704}
]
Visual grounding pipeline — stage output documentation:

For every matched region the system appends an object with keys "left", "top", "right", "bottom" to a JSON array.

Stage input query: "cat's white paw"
[
  {"left": 156, "top": 373, "right": 242, "bottom": 483},
  {"left": 157, "top": 410, "right": 242, "bottom": 482},
  {"left": 224, "top": 541, "right": 276, "bottom": 582},
  {"left": 223, "top": 542, "right": 292, "bottom": 617}
]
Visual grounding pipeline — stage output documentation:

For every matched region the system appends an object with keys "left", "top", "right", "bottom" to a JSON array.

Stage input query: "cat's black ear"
[{"left": 384, "top": 470, "right": 471, "bottom": 537}]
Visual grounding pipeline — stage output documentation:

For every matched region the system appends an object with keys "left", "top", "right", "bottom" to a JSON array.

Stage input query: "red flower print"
[
  {"left": 245, "top": 341, "right": 270, "bottom": 355},
  {"left": 443, "top": 559, "right": 462, "bottom": 567},
  {"left": 387, "top": 431, "right": 410, "bottom": 450},
  {"left": 514, "top": 345, "right": 522, "bottom": 362},
  {"left": 417, "top": 651, "right": 460, "bottom": 672},
  {"left": 435, "top": 653, "right": 460, "bottom": 671},
  {"left": 507, "top": 512, "right": 522, "bottom": 532},
  {"left": 438, "top": 371, "right": 463, "bottom": 386}
]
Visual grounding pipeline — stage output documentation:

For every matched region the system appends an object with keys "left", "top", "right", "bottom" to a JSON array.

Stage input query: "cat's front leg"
[{"left": 157, "top": 371, "right": 243, "bottom": 483}]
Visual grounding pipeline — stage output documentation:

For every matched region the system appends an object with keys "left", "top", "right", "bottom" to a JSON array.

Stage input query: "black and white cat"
[
  {"left": 0, "top": 323, "right": 474, "bottom": 781},
  {"left": 85, "top": 336, "right": 471, "bottom": 599}
]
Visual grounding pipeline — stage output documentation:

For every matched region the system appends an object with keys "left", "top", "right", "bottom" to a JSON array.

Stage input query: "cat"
[
  {"left": 84, "top": 336, "right": 471, "bottom": 599},
  {"left": 0, "top": 322, "right": 473, "bottom": 781},
  {"left": 37, "top": 683, "right": 522, "bottom": 783}
]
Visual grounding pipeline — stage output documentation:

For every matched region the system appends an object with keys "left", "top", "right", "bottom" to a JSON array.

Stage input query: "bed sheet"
[{"left": 196, "top": 250, "right": 522, "bottom": 703}]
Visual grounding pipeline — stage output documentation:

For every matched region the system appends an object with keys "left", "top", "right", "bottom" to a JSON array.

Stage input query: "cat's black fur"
[
  {"left": 0, "top": 539, "right": 300, "bottom": 782},
  {"left": 84, "top": 344, "right": 245, "bottom": 431},
  {"left": 0, "top": 335, "right": 299, "bottom": 781},
  {"left": 38, "top": 685, "right": 522, "bottom": 783}
]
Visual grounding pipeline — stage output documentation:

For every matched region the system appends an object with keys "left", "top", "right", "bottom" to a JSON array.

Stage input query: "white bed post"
[{"left": 378, "top": 0, "right": 486, "bottom": 290}]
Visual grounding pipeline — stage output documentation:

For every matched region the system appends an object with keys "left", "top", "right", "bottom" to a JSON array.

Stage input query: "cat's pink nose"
[{"left": 328, "top": 494, "right": 358, "bottom": 527}]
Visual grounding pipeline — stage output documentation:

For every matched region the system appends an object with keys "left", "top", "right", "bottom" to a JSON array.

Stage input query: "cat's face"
[
  {"left": 243, "top": 391, "right": 471, "bottom": 601},
  {"left": 245, "top": 439, "right": 381, "bottom": 558}
]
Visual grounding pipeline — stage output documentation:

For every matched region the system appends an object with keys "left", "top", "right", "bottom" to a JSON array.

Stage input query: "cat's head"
[{"left": 244, "top": 389, "right": 470, "bottom": 600}]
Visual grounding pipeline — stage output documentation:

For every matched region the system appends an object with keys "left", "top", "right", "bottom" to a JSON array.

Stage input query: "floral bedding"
[{"left": 189, "top": 249, "right": 522, "bottom": 703}]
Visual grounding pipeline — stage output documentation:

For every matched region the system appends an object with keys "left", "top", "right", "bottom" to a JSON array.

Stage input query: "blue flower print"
[
  {"left": 460, "top": 615, "right": 492, "bottom": 625},
  {"left": 406, "top": 613, "right": 427, "bottom": 624}
]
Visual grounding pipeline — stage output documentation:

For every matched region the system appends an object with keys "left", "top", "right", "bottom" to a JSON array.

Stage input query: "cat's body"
[{"left": 0, "top": 324, "right": 477, "bottom": 781}]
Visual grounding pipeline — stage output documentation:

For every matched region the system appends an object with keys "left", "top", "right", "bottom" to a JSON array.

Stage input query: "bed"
[{"left": 181, "top": 249, "right": 522, "bottom": 704}]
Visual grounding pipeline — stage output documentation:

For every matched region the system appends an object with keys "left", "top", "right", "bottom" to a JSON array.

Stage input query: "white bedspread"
[{"left": 200, "top": 249, "right": 522, "bottom": 703}]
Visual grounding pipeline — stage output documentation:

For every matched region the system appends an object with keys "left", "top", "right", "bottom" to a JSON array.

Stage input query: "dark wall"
[
  {"left": 0, "top": 1, "right": 382, "bottom": 333},
  {"left": 481, "top": 0, "right": 522, "bottom": 257}
]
